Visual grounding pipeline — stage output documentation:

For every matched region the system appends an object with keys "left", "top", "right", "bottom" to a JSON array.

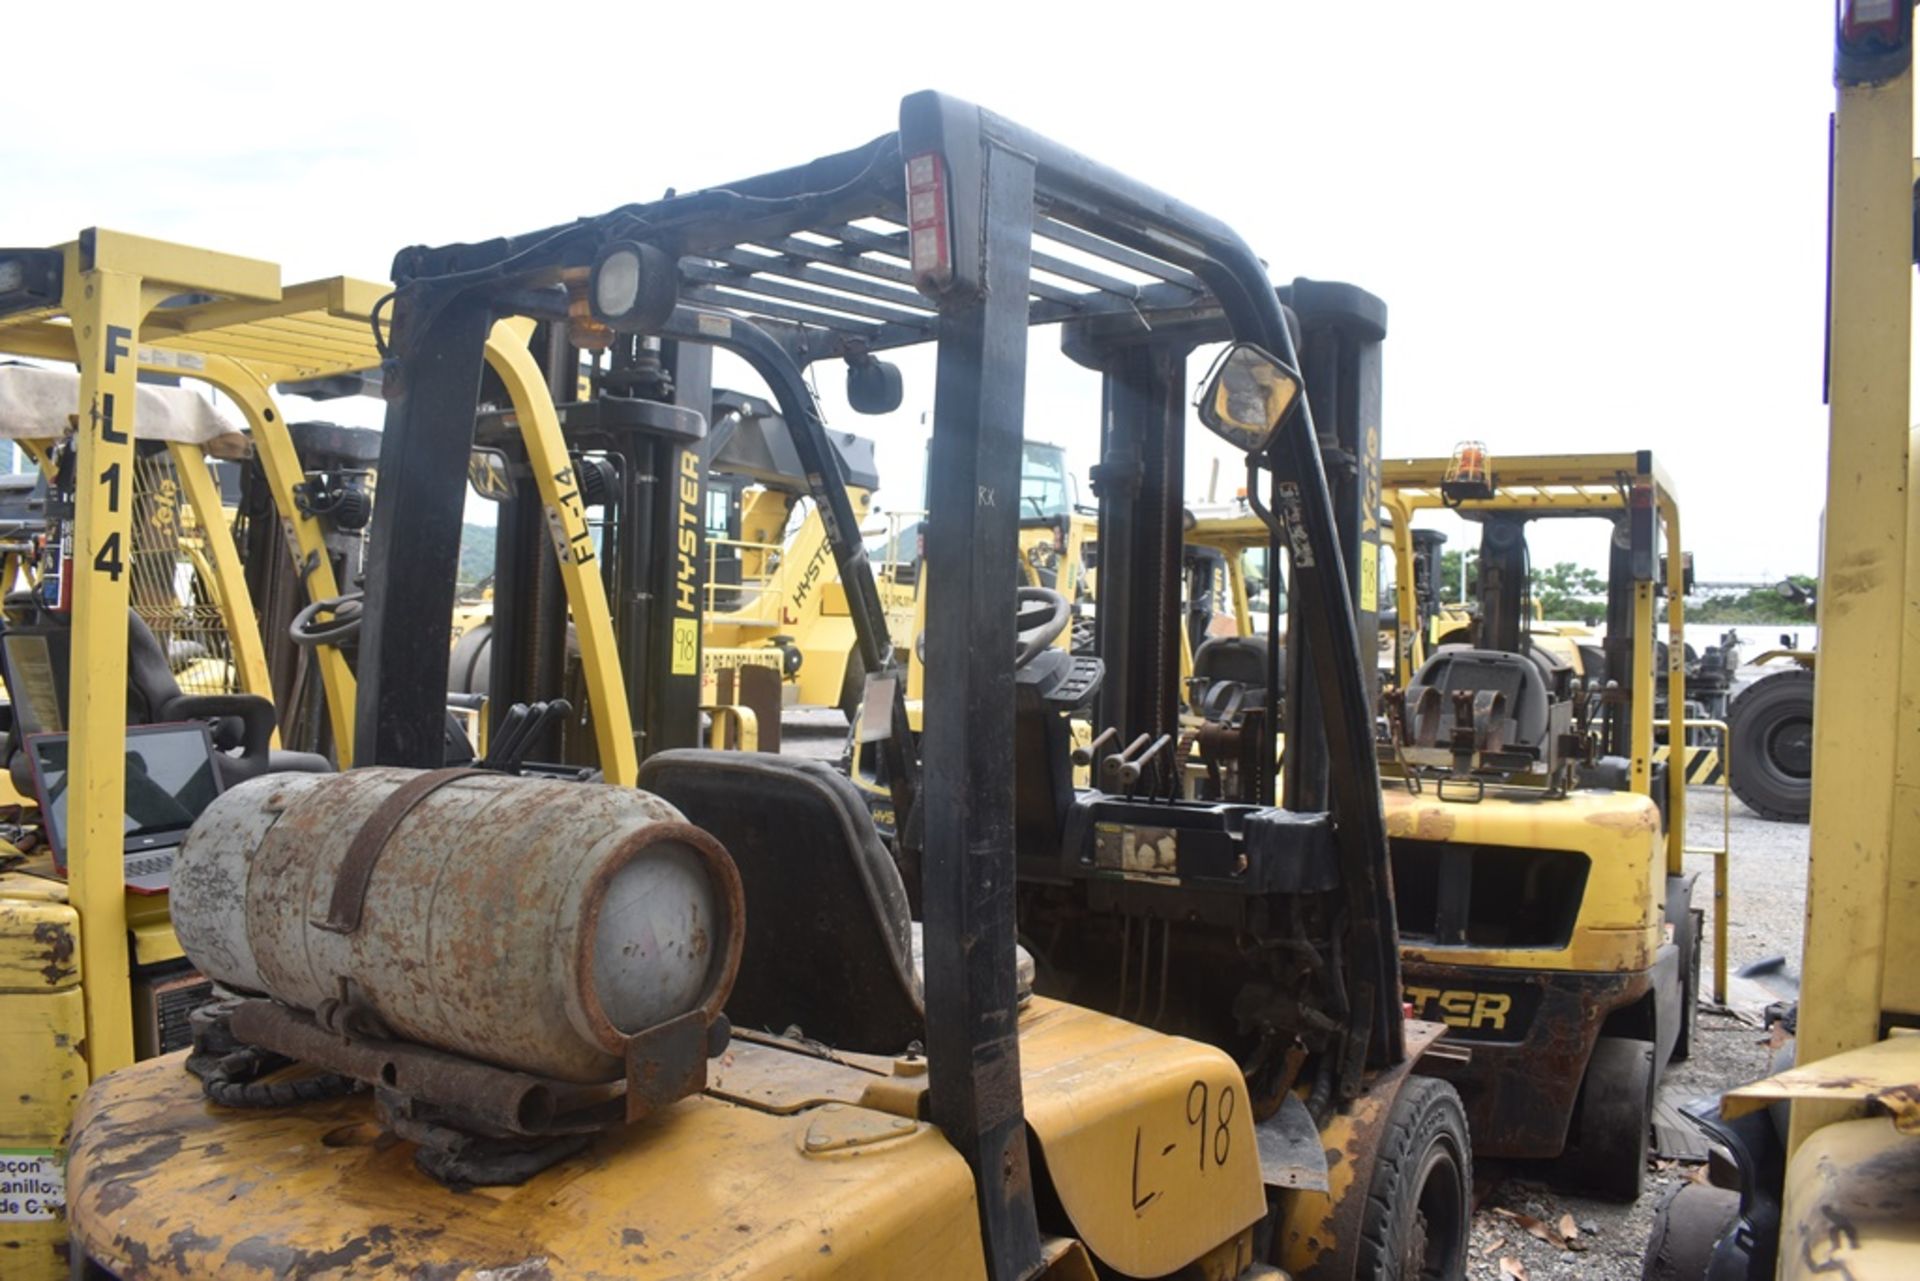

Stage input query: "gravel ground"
[{"left": 779, "top": 705, "right": 1815, "bottom": 1281}]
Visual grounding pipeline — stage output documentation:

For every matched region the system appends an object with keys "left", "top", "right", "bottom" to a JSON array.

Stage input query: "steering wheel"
[
  {"left": 290, "top": 591, "right": 364, "bottom": 647},
  {"left": 1015, "top": 586, "right": 1071, "bottom": 669}
]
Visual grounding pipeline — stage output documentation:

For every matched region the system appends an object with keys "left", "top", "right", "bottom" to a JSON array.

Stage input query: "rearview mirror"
[
  {"left": 469, "top": 448, "right": 512, "bottom": 502},
  {"left": 1197, "top": 343, "right": 1304, "bottom": 454}
]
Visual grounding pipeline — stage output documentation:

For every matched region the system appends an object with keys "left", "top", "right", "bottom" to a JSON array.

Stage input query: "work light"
[{"left": 588, "top": 241, "right": 679, "bottom": 333}]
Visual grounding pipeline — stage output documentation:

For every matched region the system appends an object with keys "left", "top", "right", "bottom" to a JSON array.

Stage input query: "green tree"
[
  {"left": 1689, "top": 575, "right": 1818, "bottom": 624},
  {"left": 1533, "top": 561, "right": 1606, "bottom": 620},
  {"left": 1438, "top": 548, "right": 1473, "bottom": 604}
]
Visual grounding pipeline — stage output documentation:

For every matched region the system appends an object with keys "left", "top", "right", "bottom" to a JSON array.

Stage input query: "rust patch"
[
  {"left": 225, "top": 1224, "right": 396, "bottom": 1278},
  {"left": 78, "top": 1132, "right": 184, "bottom": 1215},
  {"left": 320, "top": 1121, "right": 387, "bottom": 1148},
  {"left": 31, "top": 919, "right": 76, "bottom": 984},
  {"left": 1875, "top": 1083, "right": 1920, "bottom": 1134},
  {"left": 162, "top": 1227, "right": 222, "bottom": 1273}
]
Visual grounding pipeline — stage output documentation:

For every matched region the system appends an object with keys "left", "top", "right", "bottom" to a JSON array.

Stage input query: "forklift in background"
[
  {"left": 64, "top": 92, "right": 1470, "bottom": 1280},
  {"left": 1374, "top": 450, "right": 1709, "bottom": 1200},
  {"left": 1642, "top": 6, "right": 1920, "bottom": 1276},
  {"left": 696, "top": 392, "right": 914, "bottom": 721},
  {"left": 1186, "top": 445, "right": 1712, "bottom": 1199},
  {"left": 444, "top": 386, "right": 908, "bottom": 744},
  {"left": 0, "top": 236, "right": 390, "bottom": 1276}
]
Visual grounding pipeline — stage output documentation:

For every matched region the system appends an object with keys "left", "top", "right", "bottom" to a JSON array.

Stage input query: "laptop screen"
[{"left": 31, "top": 723, "right": 223, "bottom": 857}]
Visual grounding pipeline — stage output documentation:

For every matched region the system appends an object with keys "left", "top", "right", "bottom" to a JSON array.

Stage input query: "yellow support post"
[
  {"left": 62, "top": 264, "right": 143, "bottom": 1075},
  {"left": 1385, "top": 497, "right": 1418, "bottom": 686},
  {"left": 483, "top": 324, "right": 639, "bottom": 786},
  {"left": 197, "top": 358, "right": 358, "bottom": 762},
  {"left": 1792, "top": 43, "right": 1913, "bottom": 1155},
  {"left": 1628, "top": 576, "right": 1655, "bottom": 798},
  {"left": 1661, "top": 497, "right": 1687, "bottom": 876}
]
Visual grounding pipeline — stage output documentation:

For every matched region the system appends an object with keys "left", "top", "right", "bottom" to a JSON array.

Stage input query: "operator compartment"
[{"left": 166, "top": 768, "right": 743, "bottom": 1180}]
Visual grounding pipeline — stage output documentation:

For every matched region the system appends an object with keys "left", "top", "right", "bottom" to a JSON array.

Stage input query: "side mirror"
[
  {"left": 846, "top": 356, "right": 904, "bottom": 414},
  {"left": 1196, "top": 343, "right": 1304, "bottom": 454},
  {"left": 469, "top": 448, "right": 513, "bottom": 502}
]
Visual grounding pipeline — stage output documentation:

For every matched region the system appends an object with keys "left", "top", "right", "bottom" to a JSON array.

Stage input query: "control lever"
[
  {"left": 1074, "top": 726, "right": 1119, "bottom": 769},
  {"left": 1100, "top": 734, "right": 1152, "bottom": 790},
  {"left": 482, "top": 699, "right": 574, "bottom": 773},
  {"left": 1118, "top": 734, "right": 1172, "bottom": 797}
]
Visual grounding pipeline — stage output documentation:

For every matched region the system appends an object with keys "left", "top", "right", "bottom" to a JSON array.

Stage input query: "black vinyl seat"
[
  {"left": 1190, "top": 634, "right": 1279, "bottom": 723},
  {"left": 638, "top": 749, "right": 924, "bottom": 1053}
]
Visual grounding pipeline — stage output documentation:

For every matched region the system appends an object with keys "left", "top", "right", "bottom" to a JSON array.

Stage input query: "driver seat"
[
  {"left": 639, "top": 750, "right": 925, "bottom": 1051},
  {"left": 639, "top": 750, "right": 1033, "bottom": 1054},
  {"left": 1189, "top": 634, "right": 1278, "bottom": 724}
]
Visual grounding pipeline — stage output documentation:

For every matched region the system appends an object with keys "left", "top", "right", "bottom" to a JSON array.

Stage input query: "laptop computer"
[{"left": 27, "top": 722, "right": 226, "bottom": 894}]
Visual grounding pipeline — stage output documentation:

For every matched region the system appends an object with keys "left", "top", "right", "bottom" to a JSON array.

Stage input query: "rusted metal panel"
[
  {"left": 1726, "top": 1034, "right": 1920, "bottom": 1132},
  {"left": 67, "top": 1056, "right": 990, "bottom": 1281},
  {"left": 172, "top": 769, "right": 742, "bottom": 1083},
  {"left": 1403, "top": 959, "right": 1649, "bottom": 1158}
]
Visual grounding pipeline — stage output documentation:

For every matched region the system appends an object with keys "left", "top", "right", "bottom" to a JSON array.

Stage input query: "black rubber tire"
[
  {"left": 1727, "top": 667, "right": 1814, "bottom": 822},
  {"left": 1355, "top": 1076, "right": 1472, "bottom": 1281},
  {"left": 1673, "top": 907, "right": 1705, "bottom": 1062},
  {"left": 1553, "top": 1036, "right": 1654, "bottom": 1202},
  {"left": 1642, "top": 1181, "right": 1740, "bottom": 1281}
]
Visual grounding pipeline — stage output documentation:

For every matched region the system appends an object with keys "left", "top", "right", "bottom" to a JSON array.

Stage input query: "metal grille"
[
  {"left": 130, "top": 452, "right": 238, "bottom": 696},
  {"left": 677, "top": 214, "right": 1206, "bottom": 356}
]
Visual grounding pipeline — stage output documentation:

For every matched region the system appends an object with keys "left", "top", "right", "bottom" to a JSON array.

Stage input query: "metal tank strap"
[{"left": 316, "top": 767, "right": 490, "bottom": 934}]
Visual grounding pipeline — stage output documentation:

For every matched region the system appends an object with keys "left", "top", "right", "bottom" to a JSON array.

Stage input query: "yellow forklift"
[
  {"left": 60, "top": 93, "right": 1471, "bottom": 1280},
  {"left": 0, "top": 234, "right": 392, "bottom": 1274},
  {"left": 695, "top": 393, "right": 915, "bottom": 719},
  {"left": 1184, "top": 449, "right": 1713, "bottom": 1200},
  {"left": 1371, "top": 450, "right": 1710, "bottom": 1200},
  {"left": 1641, "top": 5, "right": 1920, "bottom": 1276}
]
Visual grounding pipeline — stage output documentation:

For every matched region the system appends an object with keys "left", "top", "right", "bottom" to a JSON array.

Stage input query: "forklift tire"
[
  {"left": 1355, "top": 1076, "right": 1471, "bottom": 1281},
  {"left": 1673, "top": 907, "right": 1704, "bottom": 1062},
  {"left": 1642, "top": 1180, "right": 1740, "bottom": 1281},
  {"left": 1727, "top": 667, "right": 1814, "bottom": 822},
  {"left": 1553, "top": 1036, "right": 1654, "bottom": 1202}
]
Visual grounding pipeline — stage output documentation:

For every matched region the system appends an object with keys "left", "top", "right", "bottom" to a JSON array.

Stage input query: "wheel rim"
[
  {"left": 1403, "top": 1136, "right": 1468, "bottom": 1280},
  {"left": 1765, "top": 714, "right": 1814, "bottom": 779}
]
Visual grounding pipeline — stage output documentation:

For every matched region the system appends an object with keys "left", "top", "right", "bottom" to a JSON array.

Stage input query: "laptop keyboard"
[{"left": 126, "top": 849, "right": 176, "bottom": 881}]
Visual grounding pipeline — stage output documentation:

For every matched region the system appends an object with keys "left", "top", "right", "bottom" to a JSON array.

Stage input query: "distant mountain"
[{"left": 457, "top": 522, "right": 494, "bottom": 590}]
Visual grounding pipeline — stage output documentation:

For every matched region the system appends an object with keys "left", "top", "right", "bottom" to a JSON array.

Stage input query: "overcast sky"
[{"left": 10, "top": 4, "right": 1839, "bottom": 580}]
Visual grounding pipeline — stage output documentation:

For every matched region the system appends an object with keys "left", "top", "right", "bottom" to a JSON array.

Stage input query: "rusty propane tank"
[{"left": 172, "top": 767, "right": 742, "bottom": 1084}]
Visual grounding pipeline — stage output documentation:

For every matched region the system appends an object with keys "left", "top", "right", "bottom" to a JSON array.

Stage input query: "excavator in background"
[{"left": 1642, "top": 6, "right": 1920, "bottom": 1276}]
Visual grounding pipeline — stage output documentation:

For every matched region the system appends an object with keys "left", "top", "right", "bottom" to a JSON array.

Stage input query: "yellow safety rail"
[
  {"left": 705, "top": 535, "right": 786, "bottom": 614},
  {"left": 1656, "top": 717, "right": 1733, "bottom": 1004}
]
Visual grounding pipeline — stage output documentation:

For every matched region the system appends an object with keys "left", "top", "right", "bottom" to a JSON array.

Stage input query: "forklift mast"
[
  {"left": 1281, "top": 281, "right": 1388, "bottom": 808},
  {"left": 1476, "top": 512, "right": 1529, "bottom": 656}
]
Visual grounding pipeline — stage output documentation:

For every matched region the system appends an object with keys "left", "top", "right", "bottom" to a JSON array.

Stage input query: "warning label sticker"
[{"left": 0, "top": 1150, "right": 64, "bottom": 1221}]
